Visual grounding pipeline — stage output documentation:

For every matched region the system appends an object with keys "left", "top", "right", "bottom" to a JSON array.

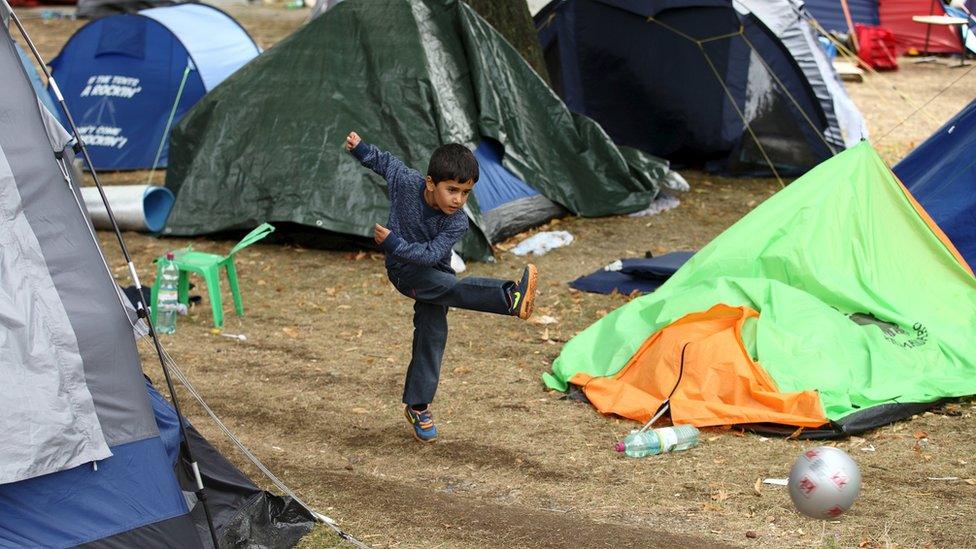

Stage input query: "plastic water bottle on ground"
[
  {"left": 156, "top": 252, "right": 179, "bottom": 335},
  {"left": 614, "top": 425, "right": 700, "bottom": 458}
]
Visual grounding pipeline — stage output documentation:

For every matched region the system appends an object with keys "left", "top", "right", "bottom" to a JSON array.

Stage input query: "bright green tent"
[
  {"left": 546, "top": 142, "right": 976, "bottom": 435},
  {"left": 163, "top": 0, "right": 675, "bottom": 259}
]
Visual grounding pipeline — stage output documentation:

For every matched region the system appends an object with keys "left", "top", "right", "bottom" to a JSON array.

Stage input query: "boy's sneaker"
[
  {"left": 404, "top": 405, "right": 437, "bottom": 443},
  {"left": 510, "top": 264, "right": 538, "bottom": 320}
]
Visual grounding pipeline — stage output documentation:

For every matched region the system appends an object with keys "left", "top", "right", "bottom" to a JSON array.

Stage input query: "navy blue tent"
[
  {"left": 895, "top": 99, "right": 976, "bottom": 273},
  {"left": 50, "top": 3, "right": 260, "bottom": 170},
  {"left": 803, "top": 0, "right": 879, "bottom": 35},
  {"left": 536, "top": 0, "right": 867, "bottom": 175}
]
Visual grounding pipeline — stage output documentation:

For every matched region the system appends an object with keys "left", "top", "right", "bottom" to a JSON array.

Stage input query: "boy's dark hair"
[{"left": 427, "top": 143, "right": 479, "bottom": 184}]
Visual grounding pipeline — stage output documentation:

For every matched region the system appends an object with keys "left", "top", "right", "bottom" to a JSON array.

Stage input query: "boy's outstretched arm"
[
  {"left": 346, "top": 131, "right": 420, "bottom": 187},
  {"left": 374, "top": 218, "right": 467, "bottom": 267}
]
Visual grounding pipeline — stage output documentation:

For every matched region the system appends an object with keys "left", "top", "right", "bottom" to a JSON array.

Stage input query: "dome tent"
[
  {"left": 535, "top": 0, "right": 868, "bottom": 176},
  {"left": 49, "top": 3, "right": 260, "bottom": 170}
]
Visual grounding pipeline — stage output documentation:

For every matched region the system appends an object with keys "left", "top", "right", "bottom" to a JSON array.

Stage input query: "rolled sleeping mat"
[{"left": 81, "top": 185, "right": 176, "bottom": 233}]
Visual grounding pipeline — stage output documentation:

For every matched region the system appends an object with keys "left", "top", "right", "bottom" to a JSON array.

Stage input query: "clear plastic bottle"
[
  {"left": 614, "top": 425, "right": 700, "bottom": 458},
  {"left": 156, "top": 252, "right": 179, "bottom": 335}
]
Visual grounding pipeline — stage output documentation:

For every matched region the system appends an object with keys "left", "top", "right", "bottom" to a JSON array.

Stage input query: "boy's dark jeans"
[{"left": 388, "top": 262, "right": 514, "bottom": 407}]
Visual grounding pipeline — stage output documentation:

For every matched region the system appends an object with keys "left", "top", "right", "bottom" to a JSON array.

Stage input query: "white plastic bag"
[{"left": 511, "top": 230, "right": 574, "bottom": 256}]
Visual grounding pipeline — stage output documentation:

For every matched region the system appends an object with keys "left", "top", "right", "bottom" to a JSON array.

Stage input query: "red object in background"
[
  {"left": 856, "top": 24, "right": 900, "bottom": 70},
  {"left": 7, "top": 0, "right": 40, "bottom": 5},
  {"left": 879, "top": 0, "right": 963, "bottom": 55}
]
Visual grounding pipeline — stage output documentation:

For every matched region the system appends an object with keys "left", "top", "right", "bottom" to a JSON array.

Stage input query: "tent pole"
[
  {"left": 4, "top": 4, "right": 222, "bottom": 548},
  {"left": 839, "top": 0, "right": 859, "bottom": 51},
  {"left": 922, "top": 0, "right": 937, "bottom": 56},
  {"left": 147, "top": 61, "right": 192, "bottom": 186}
]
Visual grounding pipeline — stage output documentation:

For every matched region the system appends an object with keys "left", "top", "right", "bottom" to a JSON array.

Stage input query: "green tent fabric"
[
  {"left": 545, "top": 142, "right": 976, "bottom": 429},
  {"left": 163, "top": 0, "right": 671, "bottom": 259}
]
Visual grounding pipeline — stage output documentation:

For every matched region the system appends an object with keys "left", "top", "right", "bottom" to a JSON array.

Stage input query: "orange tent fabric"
[{"left": 569, "top": 304, "right": 828, "bottom": 428}]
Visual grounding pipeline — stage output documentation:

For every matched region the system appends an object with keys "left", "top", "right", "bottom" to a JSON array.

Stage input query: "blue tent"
[
  {"left": 15, "top": 42, "right": 59, "bottom": 116},
  {"left": 895, "top": 99, "right": 976, "bottom": 272},
  {"left": 472, "top": 138, "right": 565, "bottom": 242},
  {"left": 803, "top": 0, "right": 879, "bottom": 35},
  {"left": 535, "top": 0, "right": 867, "bottom": 176},
  {"left": 50, "top": 3, "right": 260, "bottom": 170}
]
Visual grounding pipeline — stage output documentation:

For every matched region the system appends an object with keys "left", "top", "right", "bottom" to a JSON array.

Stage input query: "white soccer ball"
[{"left": 788, "top": 446, "right": 861, "bottom": 519}]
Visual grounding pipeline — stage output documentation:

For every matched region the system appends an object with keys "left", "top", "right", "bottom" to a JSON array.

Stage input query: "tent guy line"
[
  {"left": 150, "top": 342, "right": 371, "bottom": 548},
  {"left": 797, "top": 4, "right": 943, "bottom": 128},
  {"left": 876, "top": 60, "right": 976, "bottom": 143}
]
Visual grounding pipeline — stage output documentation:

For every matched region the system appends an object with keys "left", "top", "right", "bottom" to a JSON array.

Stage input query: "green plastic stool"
[{"left": 151, "top": 223, "right": 275, "bottom": 328}]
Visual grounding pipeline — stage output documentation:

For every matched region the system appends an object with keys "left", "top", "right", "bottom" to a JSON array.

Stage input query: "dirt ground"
[{"left": 13, "top": 3, "right": 976, "bottom": 548}]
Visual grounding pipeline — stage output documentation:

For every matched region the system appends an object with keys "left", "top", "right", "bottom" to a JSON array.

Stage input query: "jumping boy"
[{"left": 346, "top": 131, "right": 538, "bottom": 443}]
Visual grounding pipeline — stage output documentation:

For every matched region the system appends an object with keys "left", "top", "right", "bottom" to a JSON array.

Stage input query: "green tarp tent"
[
  {"left": 163, "top": 0, "right": 677, "bottom": 259},
  {"left": 545, "top": 142, "right": 976, "bottom": 436}
]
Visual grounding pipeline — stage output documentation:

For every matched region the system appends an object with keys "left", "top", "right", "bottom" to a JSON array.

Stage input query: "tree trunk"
[{"left": 462, "top": 0, "right": 551, "bottom": 85}]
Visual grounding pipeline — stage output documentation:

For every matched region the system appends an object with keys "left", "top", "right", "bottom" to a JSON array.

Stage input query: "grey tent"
[{"left": 0, "top": 8, "right": 317, "bottom": 546}]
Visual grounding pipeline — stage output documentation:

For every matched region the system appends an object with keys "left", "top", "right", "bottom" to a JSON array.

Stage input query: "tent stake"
[{"left": 4, "top": 3, "right": 221, "bottom": 547}]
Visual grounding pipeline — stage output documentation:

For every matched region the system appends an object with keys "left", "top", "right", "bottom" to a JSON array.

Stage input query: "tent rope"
[
  {"left": 644, "top": 15, "right": 697, "bottom": 43},
  {"left": 699, "top": 45, "right": 785, "bottom": 187},
  {"left": 826, "top": 38, "right": 904, "bottom": 119},
  {"left": 797, "top": 8, "right": 942, "bottom": 129},
  {"left": 148, "top": 343, "right": 370, "bottom": 548},
  {"left": 697, "top": 28, "right": 745, "bottom": 44},
  {"left": 738, "top": 31, "right": 839, "bottom": 155},
  {"left": 147, "top": 61, "right": 192, "bottom": 186},
  {"left": 645, "top": 16, "right": 786, "bottom": 186},
  {"left": 647, "top": 16, "right": 796, "bottom": 184},
  {"left": 876, "top": 61, "right": 976, "bottom": 144}
]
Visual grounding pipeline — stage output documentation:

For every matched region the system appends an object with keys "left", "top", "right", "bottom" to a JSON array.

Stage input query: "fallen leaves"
[
  {"left": 282, "top": 326, "right": 299, "bottom": 338},
  {"left": 753, "top": 477, "right": 762, "bottom": 497}
]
